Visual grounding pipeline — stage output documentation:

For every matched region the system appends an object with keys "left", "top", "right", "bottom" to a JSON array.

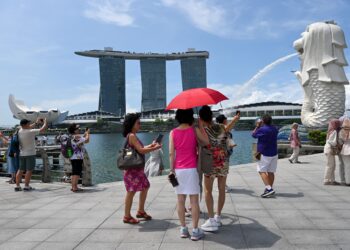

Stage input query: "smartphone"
[
  {"left": 39, "top": 118, "right": 44, "bottom": 122},
  {"left": 155, "top": 134, "right": 163, "bottom": 143},
  {"left": 85, "top": 127, "right": 89, "bottom": 131},
  {"left": 236, "top": 110, "right": 241, "bottom": 116},
  {"left": 168, "top": 173, "right": 179, "bottom": 187}
]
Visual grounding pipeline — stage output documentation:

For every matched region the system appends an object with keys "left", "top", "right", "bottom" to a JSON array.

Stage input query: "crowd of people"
[{"left": 1, "top": 107, "right": 349, "bottom": 241}]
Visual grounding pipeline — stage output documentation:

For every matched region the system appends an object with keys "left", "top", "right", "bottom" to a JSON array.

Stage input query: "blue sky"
[{"left": 1, "top": 0, "right": 350, "bottom": 126}]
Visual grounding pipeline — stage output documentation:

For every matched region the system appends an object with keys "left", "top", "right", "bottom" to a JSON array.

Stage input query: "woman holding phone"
[{"left": 122, "top": 113, "right": 161, "bottom": 224}]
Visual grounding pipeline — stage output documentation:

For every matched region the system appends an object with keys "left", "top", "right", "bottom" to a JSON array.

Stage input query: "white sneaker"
[
  {"left": 201, "top": 218, "right": 219, "bottom": 232},
  {"left": 214, "top": 214, "right": 222, "bottom": 226}
]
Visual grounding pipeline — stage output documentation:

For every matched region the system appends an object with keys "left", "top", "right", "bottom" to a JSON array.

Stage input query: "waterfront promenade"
[{"left": 0, "top": 154, "right": 349, "bottom": 250}]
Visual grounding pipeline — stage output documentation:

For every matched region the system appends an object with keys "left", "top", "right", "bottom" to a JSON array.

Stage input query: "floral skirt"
[{"left": 123, "top": 168, "right": 150, "bottom": 192}]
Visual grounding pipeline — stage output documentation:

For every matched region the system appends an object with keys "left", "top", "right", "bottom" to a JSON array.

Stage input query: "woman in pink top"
[
  {"left": 288, "top": 123, "right": 301, "bottom": 164},
  {"left": 169, "top": 109, "right": 208, "bottom": 241}
]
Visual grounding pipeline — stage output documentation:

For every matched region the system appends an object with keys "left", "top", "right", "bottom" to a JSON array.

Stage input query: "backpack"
[
  {"left": 58, "top": 134, "right": 73, "bottom": 159},
  {"left": 8, "top": 131, "right": 20, "bottom": 158}
]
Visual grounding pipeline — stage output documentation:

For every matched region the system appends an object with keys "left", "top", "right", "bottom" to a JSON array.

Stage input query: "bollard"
[{"left": 39, "top": 149, "right": 51, "bottom": 183}]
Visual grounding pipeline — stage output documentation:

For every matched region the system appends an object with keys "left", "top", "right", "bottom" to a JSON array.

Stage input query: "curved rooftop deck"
[{"left": 75, "top": 50, "right": 209, "bottom": 60}]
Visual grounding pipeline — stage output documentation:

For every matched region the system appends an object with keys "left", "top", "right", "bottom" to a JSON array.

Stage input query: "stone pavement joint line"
[{"left": 0, "top": 153, "right": 349, "bottom": 249}]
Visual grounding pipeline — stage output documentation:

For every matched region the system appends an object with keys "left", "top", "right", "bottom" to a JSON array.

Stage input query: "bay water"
[{"left": 85, "top": 131, "right": 256, "bottom": 184}]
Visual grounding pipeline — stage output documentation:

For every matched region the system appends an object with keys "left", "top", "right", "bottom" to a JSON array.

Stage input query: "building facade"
[
  {"left": 181, "top": 57, "right": 207, "bottom": 90},
  {"left": 98, "top": 57, "right": 126, "bottom": 116},
  {"left": 140, "top": 58, "right": 166, "bottom": 112}
]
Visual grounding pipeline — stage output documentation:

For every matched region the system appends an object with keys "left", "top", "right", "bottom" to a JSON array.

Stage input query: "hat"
[
  {"left": 68, "top": 123, "right": 80, "bottom": 134},
  {"left": 20, "top": 119, "right": 31, "bottom": 126},
  {"left": 216, "top": 114, "right": 227, "bottom": 124}
]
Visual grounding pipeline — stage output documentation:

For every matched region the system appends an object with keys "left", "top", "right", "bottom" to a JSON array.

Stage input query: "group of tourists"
[
  {"left": 323, "top": 118, "right": 350, "bottom": 186},
  {"left": 2, "top": 106, "right": 349, "bottom": 242},
  {"left": 119, "top": 106, "right": 278, "bottom": 241}
]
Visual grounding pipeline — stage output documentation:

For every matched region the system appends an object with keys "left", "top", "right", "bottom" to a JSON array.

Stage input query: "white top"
[
  {"left": 340, "top": 137, "right": 350, "bottom": 155},
  {"left": 18, "top": 128, "right": 40, "bottom": 156},
  {"left": 70, "top": 136, "right": 86, "bottom": 160}
]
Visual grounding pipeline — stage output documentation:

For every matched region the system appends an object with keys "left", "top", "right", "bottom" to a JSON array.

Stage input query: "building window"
[
  {"left": 275, "top": 110, "right": 284, "bottom": 116},
  {"left": 284, "top": 110, "right": 293, "bottom": 116},
  {"left": 293, "top": 110, "right": 301, "bottom": 115},
  {"left": 248, "top": 111, "right": 256, "bottom": 117}
]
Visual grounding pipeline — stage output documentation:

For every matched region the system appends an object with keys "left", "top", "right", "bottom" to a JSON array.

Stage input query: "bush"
[{"left": 308, "top": 130, "right": 327, "bottom": 145}]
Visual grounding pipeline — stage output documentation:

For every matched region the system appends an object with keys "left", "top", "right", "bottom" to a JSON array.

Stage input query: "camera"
[{"left": 236, "top": 110, "right": 241, "bottom": 116}]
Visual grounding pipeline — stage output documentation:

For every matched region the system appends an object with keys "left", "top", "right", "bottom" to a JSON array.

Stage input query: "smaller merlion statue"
[{"left": 293, "top": 21, "right": 349, "bottom": 128}]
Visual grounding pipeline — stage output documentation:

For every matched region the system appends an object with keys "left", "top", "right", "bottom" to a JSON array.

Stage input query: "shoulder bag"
[{"left": 117, "top": 134, "right": 145, "bottom": 170}]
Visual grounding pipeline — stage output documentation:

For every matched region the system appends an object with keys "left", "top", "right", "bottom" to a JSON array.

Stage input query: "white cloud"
[
  {"left": 161, "top": 0, "right": 231, "bottom": 37},
  {"left": 84, "top": 0, "right": 135, "bottom": 27},
  {"left": 38, "top": 85, "right": 99, "bottom": 111}
]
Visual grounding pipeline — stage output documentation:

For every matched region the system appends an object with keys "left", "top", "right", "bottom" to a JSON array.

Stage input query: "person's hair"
[
  {"left": 262, "top": 114, "right": 272, "bottom": 125},
  {"left": 20, "top": 119, "right": 30, "bottom": 126},
  {"left": 216, "top": 114, "right": 227, "bottom": 124},
  {"left": 68, "top": 123, "right": 79, "bottom": 134},
  {"left": 175, "top": 109, "right": 194, "bottom": 125},
  {"left": 122, "top": 113, "right": 141, "bottom": 137},
  {"left": 199, "top": 105, "right": 212, "bottom": 122}
]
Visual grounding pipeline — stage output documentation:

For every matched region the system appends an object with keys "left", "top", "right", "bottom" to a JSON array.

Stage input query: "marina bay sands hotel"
[{"left": 75, "top": 48, "right": 209, "bottom": 116}]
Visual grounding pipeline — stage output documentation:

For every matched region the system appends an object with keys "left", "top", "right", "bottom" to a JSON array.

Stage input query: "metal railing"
[{"left": 0, "top": 146, "right": 92, "bottom": 186}]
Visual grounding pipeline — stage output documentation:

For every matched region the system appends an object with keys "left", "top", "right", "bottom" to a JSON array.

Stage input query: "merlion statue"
[{"left": 293, "top": 21, "right": 349, "bottom": 128}]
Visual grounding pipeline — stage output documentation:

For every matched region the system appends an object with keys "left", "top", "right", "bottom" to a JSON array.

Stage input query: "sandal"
[
  {"left": 136, "top": 211, "right": 152, "bottom": 220},
  {"left": 123, "top": 216, "right": 139, "bottom": 224}
]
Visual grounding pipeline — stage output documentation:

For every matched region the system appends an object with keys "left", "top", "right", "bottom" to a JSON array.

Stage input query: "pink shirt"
[
  {"left": 172, "top": 127, "right": 197, "bottom": 169},
  {"left": 290, "top": 129, "right": 300, "bottom": 148}
]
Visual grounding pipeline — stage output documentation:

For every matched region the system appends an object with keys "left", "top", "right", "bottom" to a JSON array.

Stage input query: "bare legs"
[
  {"left": 217, "top": 176, "right": 227, "bottom": 216},
  {"left": 71, "top": 175, "right": 79, "bottom": 191},
  {"left": 204, "top": 176, "right": 215, "bottom": 218},
  {"left": 204, "top": 175, "right": 227, "bottom": 217},
  {"left": 259, "top": 172, "right": 275, "bottom": 187},
  {"left": 16, "top": 170, "right": 32, "bottom": 187},
  {"left": 124, "top": 188, "right": 149, "bottom": 217},
  {"left": 177, "top": 194, "right": 200, "bottom": 228}
]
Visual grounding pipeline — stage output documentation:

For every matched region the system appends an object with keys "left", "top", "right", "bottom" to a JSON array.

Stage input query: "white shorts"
[
  {"left": 257, "top": 155, "right": 278, "bottom": 173},
  {"left": 175, "top": 168, "right": 200, "bottom": 195}
]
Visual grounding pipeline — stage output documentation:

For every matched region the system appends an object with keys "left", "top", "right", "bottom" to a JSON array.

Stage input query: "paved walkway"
[{"left": 0, "top": 154, "right": 349, "bottom": 250}]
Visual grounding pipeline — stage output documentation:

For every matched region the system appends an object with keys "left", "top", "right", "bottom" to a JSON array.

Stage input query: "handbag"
[
  {"left": 199, "top": 146, "right": 213, "bottom": 174},
  {"left": 330, "top": 131, "right": 343, "bottom": 156},
  {"left": 117, "top": 135, "right": 145, "bottom": 170}
]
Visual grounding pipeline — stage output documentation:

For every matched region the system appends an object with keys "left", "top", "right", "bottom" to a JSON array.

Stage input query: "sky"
[{"left": 1, "top": 0, "right": 350, "bottom": 126}]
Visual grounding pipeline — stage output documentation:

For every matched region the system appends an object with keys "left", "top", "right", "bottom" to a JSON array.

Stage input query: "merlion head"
[{"left": 293, "top": 21, "right": 349, "bottom": 86}]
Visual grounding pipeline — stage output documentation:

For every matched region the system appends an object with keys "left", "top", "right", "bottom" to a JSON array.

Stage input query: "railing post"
[
  {"left": 40, "top": 148, "right": 51, "bottom": 183},
  {"left": 82, "top": 151, "right": 92, "bottom": 186}
]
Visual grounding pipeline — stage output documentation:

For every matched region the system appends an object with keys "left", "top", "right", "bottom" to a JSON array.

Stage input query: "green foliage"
[
  {"left": 308, "top": 130, "right": 327, "bottom": 145},
  {"left": 154, "top": 118, "right": 164, "bottom": 125}
]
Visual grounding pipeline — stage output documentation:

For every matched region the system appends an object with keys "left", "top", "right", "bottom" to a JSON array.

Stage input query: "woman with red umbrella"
[{"left": 198, "top": 105, "right": 240, "bottom": 232}]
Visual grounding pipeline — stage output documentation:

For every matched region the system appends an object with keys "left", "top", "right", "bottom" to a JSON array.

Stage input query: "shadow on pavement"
[{"left": 203, "top": 214, "right": 281, "bottom": 249}]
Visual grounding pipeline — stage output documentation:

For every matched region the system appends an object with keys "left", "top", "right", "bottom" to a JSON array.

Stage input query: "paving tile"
[
  {"left": 85, "top": 229, "right": 129, "bottom": 243},
  {"left": 9, "top": 229, "right": 58, "bottom": 242},
  {"left": 0, "top": 242, "right": 38, "bottom": 250},
  {"left": 116, "top": 242, "right": 160, "bottom": 249},
  {"left": 281, "top": 229, "right": 334, "bottom": 245},
  {"left": 33, "top": 241, "right": 79, "bottom": 250},
  {"left": 45, "top": 228, "right": 94, "bottom": 242}
]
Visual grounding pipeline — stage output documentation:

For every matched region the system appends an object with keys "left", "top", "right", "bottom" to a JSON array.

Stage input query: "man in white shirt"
[{"left": 15, "top": 118, "right": 47, "bottom": 191}]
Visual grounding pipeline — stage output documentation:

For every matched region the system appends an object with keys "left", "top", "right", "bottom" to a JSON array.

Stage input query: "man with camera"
[
  {"left": 14, "top": 118, "right": 48, "bottom": 191},
  {"left": 252, "top": 114, "right": 279, "bottom": 198}
]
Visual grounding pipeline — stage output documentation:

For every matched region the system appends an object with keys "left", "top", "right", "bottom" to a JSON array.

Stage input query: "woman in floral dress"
[{"left": 122, "top": 113, "right": 161, "bottom": 224}]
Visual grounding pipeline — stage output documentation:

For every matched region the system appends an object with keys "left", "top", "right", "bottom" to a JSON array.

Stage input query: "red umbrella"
[{"left": 166, "top": 87, "right": 228, "bottom": 110}]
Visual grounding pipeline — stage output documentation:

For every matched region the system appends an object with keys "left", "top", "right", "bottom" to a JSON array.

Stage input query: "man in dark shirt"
[{"left": 252, "top": 114, "right": 279, "bottom": 198}]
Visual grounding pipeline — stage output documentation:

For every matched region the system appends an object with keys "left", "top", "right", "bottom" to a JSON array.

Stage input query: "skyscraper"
[
  {"left": 181, "top": 57, "right": 207, "bottom": 90},
  {"left": 98, "top": 57, "right": 126, "bottom": 116},
  {"left": 140, "top": 58, "right": 166, "bottom": 112}
]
